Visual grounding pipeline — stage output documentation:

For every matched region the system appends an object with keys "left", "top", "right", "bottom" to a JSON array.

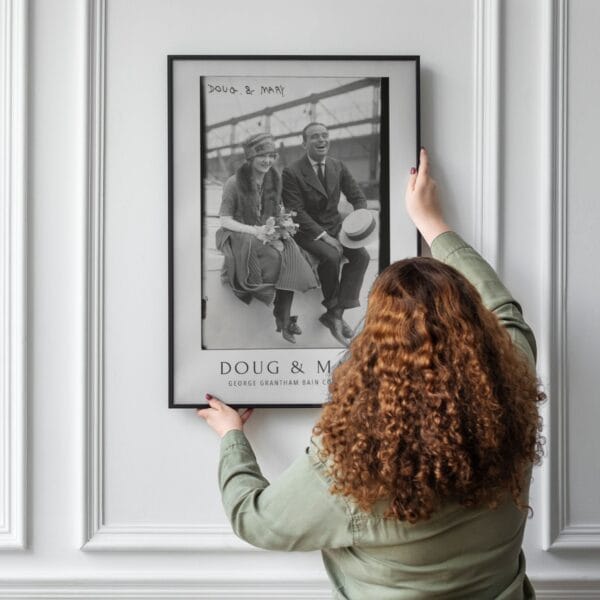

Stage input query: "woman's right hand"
[
  {"left": 405, "top": 148, "right": 451, "bottom": 246},
  {"left": 253, "top": 225, "right": 266, "bottom": 237}
]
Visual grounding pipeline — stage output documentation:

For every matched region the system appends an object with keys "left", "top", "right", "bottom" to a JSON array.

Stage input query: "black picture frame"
[{"left": 168, "top": 55, "right": 420, "bottom": 409}]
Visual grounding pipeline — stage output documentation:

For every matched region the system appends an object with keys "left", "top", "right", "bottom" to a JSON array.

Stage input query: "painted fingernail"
[
  {"left": 410, "top": 167, "right": 416, "bottom": 174},
  {"left": 205, "top": 393, "right": 212, "bottom": 400}
]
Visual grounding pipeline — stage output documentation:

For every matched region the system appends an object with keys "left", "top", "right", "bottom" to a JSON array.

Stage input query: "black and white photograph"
[
  {"left": 169, "top": 56, "right": 420, "bottom": 407},
  {"left": 202, "top": 75, "right": 385, "bottom": 350}
]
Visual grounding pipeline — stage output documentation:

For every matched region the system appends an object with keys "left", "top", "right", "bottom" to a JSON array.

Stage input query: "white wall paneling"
[
  {"left": 539, "top": 0, "right": 567, "bottom": 553},
  {"left": 82, "top": 0, "right": 252, "bottom": 551},
  {"left": 0, "top": 578, "right": 599, "bottom": 599},
  {"left": 0, "top": 578, "right": 332, "bottom": 599},
  {"left": 4, "top": 0, "right": 594, "bottom": 596},
  {"left": 542, "top": 0, "right": 600, "bottom": 552},
  {"left": 473, "top": 0, "right": 501, "bottom": 269},
  {"left": 0, "top": 0, "right": 27, "bottom": 551},
  {"left": 532, "top": 580, "right": 600, "bottom": 599},
  {"left": 83, "top": 0, "right": 106, "bottom": 552},
  {"left": 82, "top": 0, "right": 493, "bottom": 553}
]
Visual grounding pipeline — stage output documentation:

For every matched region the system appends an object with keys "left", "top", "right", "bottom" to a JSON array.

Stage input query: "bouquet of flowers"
[{"left": 255, "top": 206, "right": 299, "bottom": 251}]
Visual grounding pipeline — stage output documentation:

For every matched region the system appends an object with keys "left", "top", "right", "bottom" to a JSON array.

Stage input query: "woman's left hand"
[{"left": 197, "top": 394, "right": 253, "bottom": 438}]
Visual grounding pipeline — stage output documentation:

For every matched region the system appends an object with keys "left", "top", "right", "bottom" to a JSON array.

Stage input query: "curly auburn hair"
[{"left": 313, "top": 257, "right": 544, "bottom": 523}]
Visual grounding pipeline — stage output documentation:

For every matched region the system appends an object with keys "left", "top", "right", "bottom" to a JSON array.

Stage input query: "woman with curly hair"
[{"left": 198, "top": 149, "right": 544, "bottom": 599}]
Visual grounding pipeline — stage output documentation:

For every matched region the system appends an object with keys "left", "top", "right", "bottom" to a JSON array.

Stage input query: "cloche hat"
[{"left": 242, "top": 133, "right": 277, "bottom": 160}]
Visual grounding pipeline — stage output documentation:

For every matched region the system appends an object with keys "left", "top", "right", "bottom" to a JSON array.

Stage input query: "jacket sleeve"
[
  {"left": 219, "top": 178, "right": 256, "bottom": 234},
  {"left": 219, "top": 216, "right": 256, "bottom": 235},
  {"left": 339, "top": 161, "right": 367, "bottom": 210},
  {"left": 281, "top": 167, "right": 325, "bottom": 239},
  {"left": 219, "top": 177, "right": 238, "bottom": 217},
  {"left": 430, "top": 231, "right": 537, "bottom": 368},
  {"left": 219, "top": 430, "right": 355, "bottom": 551}
]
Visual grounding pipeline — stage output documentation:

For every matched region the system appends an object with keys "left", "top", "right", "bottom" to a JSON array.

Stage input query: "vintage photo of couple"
[{"left": 202, "top": 77, "right": 384, "bottom": 350}]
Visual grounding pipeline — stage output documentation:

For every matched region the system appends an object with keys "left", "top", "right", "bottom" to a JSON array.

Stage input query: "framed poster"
[{"left": 169, "top": 55, "right": 420, "bottom": 408}]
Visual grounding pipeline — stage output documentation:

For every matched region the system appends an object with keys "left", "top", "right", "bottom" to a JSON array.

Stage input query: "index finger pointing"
[
  {"left": 240, "top": 408, "right": 254, "bottom": 424},
  {"left": 417, "top": 148, "right": 429, "bottom": 179}
]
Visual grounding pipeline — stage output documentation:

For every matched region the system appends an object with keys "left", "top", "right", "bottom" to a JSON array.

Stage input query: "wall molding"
[
  {"left": 540, "top": 0, "right": 600, "bottom": 552},
  {"left": 540, "top": 0, "right": 567, "bottom": 553},
  {"left": 83, "top": 524, "right": 255, "bottom": 552},
  {"left": 83, "top": 0, "right": 106, "bottom": 551},
  {"left": 0, "top": 0, "right": 28, "bottom": 551},
  {"left": 0, "top": 578, "right": 332, "bottom": 599},
  {"left": 551, "top": 525, "right": 600, "bottom": 550},
  {"left": 531, "top": 580, "right": 600, "bottom": 599},
  {"left": 473, "top": 0, "right": 501, "bottom": 270},
  {"left": 83, "top": 0, "right": 505, "bottom": 552},
  {"left": 82, "top": 0, "right": 248, "bottom": 552},
  {"left": 0, "top": 578, "right": 598, "bottom": 599}
]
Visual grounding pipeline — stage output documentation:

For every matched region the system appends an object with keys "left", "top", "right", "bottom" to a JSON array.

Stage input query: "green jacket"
[{"left": 218, "top": 232, "right": 538, "bottom": 599}]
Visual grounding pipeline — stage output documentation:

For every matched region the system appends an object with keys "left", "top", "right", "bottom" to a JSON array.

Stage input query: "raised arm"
[
  {"left": 405, "top": 149, "right": 537, "bottom": 366},
  {"left": 219, "top": 430, "right": 354, "bottom": 551},
  {"left": 198, "top": 396, "right": 354, "bottom": 551}
]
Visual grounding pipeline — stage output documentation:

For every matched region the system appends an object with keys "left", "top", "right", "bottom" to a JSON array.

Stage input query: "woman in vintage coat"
[{"left": 216, "top": 133, "right": 318, "bottom": 344}]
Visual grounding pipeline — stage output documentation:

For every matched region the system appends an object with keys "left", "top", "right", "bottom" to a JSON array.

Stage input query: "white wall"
[{"left": 1, "top": 0, "right": 599, "bottom": 596}]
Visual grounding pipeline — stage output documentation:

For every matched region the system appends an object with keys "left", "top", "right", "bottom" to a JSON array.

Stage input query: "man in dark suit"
[{"left": 282, "top": 122, "right": 370, "bottom": 345}]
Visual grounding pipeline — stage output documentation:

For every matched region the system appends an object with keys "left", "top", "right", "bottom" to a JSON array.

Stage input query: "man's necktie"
[{"left": 317, "top": 162, "right": 326, "bottom": 189}]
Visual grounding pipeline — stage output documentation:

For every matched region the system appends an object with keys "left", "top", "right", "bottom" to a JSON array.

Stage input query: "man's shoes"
[
  {"left": 340, "top": 318, "right": 353, "bottom": 339},
  {"left": 319, "top": 313, "right": 349, "bottom": 347}
]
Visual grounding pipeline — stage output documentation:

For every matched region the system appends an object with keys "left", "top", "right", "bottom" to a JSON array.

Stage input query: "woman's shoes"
[
  {"left": 274, "top": 314, "right": 301, "bottom": 344},
  {"left": 288, "top": 316, "right": 302, "bottom": 335}
]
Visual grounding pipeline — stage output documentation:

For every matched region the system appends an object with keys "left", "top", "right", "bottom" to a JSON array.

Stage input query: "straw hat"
[{"left": 339, "top": 209, "right": 378, "bottom": 249}]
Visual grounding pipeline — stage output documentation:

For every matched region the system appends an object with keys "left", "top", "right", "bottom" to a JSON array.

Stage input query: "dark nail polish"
[
  {"left": 205, "top": 393, "right": 212, "bottom": 399},
  {"left": 410, "top": 167, "right": 416, "bottom": 174}
]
